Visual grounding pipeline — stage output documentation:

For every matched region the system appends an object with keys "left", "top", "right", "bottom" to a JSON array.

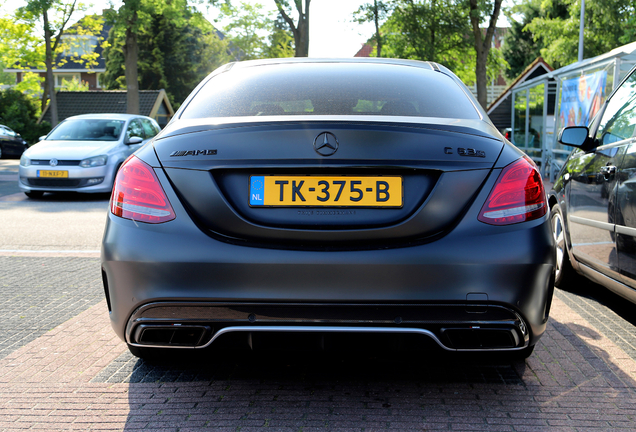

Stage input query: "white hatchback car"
[{"left": 19, "top": 114, "right": 161, "bottom": 198}]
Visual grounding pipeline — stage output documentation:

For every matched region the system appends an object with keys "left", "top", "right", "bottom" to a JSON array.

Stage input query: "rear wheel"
[
  {"left": 551, "top": 203, "right": 578, "bottom": 288},
  {"left": 24, "top": 191, "right": 44, "bottom": 199}
]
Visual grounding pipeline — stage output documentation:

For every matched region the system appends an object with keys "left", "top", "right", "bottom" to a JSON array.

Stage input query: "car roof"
[
  {"left": 64, "top": 114, "right": 151, "bottom": 121},
  {"left": 225, "top": 57, "right": 454, "bottom": 76}
]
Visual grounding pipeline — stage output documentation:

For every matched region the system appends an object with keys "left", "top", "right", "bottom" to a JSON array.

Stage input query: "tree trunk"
[
  {"left": 123, "top": 8, "right": 140, "bottom": 114},
  {"left": 374, "top": 0, "right": 382, "bottom": 57},
  {"left": 475, "top": 48, "right": 488, "bottom": 108},
  {"left": 43, "top": 9, "right": 58, "bottom": 127},
  {"left": 469, "top": 0, "right": 502, "bottom": 110},
  {"left": 275, "top": 0, "right": 310, "bottom": 57},
  {"left": 295, "top": 0, "right": 310, "bottom": 56}
]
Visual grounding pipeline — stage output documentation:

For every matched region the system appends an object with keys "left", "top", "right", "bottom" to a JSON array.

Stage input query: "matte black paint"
[{"left": 102, "top": 59, "right": 555, "bottom": 354}]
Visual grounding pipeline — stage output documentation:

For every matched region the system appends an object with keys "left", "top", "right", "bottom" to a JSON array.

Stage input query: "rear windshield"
[{"left": 180, "top": 63, "right": 480, "bottom": 120}]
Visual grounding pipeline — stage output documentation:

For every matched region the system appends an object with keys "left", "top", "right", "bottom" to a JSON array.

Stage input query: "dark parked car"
[
  {"left": 102, "top": 58, "right": 555, "bottom": 360},
  {"left": 0, "top": 124, "right": 28, "bottom": 158},
  {"left": 551, "top": 64, "right": 636, "bottom": 301}
]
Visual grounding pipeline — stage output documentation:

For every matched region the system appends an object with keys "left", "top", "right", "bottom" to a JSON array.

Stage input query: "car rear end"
[{"left": 102, "top": 59, "right": 555, "bottom": 356}]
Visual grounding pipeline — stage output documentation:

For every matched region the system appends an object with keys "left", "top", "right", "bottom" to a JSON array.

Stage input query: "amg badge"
[{"left": 170, "top": 149, "right": 217, "bottom": 157}]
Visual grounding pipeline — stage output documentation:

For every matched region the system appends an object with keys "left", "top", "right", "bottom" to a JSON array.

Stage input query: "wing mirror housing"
[
  {"left": 558, "top": 126, "right": 592, "bottom": 149},
  {"left": 38, "top": 135, "right": 47, "bottom": 142},
  {"left": 126, "top": 136, "right": 144, "bottom": 145}
]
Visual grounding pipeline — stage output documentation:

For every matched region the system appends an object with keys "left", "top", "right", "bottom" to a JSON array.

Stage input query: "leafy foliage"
[
  {"left": 353, "top": 0, "right": 389, "bottom": 57},
  {"left": 60, "top": 76, "right": 89, "bottom": 91},
  {"left": 274, "top": 0, "right": 310, "bottom": 56},
  {"left": 509, "top": 0, "right": 636, "bottom": 71},
  {"left": 0, "top": 17, "right": 44, "bottom": 72},
  {"left": 264, "top": 14, "right": 295, "bottom": 58},
  {"left": 364, "top": 0, "right": 507, "bottom": 90},
  {"left": 101, "top": 0, "right": 230, "bottom": 109},
  {"left": 0, "top": 88, "right": 51, "bottom": 144},
  {"left": 380, "top": 0, "right": 472, "bottom": 70},
  {"left": 501, "top": 0, "right": 546, "bottom": 80},
  {"left": 219, "top": 1, "right": 292, "bottom": 60}
]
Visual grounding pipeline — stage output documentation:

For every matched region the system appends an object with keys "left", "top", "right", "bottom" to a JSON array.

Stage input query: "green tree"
[
  {"left": 220, "top": 1, "right": 294, "bottom": 60},
  {"left": 264, "top": 14, "right": 295, "bottom": 58},
  {"left": 274, "top": 0, "right": 310, "bottom": 57},
  {"left": 102, "top": 0, "right": 230, "bottom": 109},
  {"left": 526, "top": 0, "right": 635, "bottom": 68},
  {"left": 0, "top": 88, "right": 51, "bottom": 144},
  {"left": 353, "top": 0, "right": 389, "bottom": 57},
  {"left": 371, "top": 0, "right": 506, "bottom": 91},
  {"left": 104, "top": 0, "right": 146, "bottom": 114},
  {"left": 469, "top": 0, "right": 503, "bottom": 109},
  {"left": 10, "top": 0, "right": 101, "bottom": 126},
  {"left": 380, "top": 0, "right": 472, "bottom": 67},
  {"left": 501, "top": 0, "right": 544, "bottom": 80}
]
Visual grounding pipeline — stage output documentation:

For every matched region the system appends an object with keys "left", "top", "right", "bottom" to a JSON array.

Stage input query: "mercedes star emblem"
[{"left": 313, "top": 132, "right": 339, "bottom": 157}]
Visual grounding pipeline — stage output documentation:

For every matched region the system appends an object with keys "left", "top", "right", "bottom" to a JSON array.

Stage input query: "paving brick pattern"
[
  {"left": 556, "top": 288, "right": 636, "bottom": 361},
  {"left": 2, "top": 255, "right": 636, "bottom": 430},
  {"left": 0, "top": 256, "right": 103, "bottom": 360}
]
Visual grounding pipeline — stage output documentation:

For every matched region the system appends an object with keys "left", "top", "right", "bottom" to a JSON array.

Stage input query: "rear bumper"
[
  {"left": 124, "top": 301, "right": 531, "bottom": 352},
  {"left": 102, "top": 207, "right": 555, "bottom": 352}
]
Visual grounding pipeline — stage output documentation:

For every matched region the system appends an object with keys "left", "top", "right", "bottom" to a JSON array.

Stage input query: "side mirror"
[
  {"left": 38, "top": 135, "right": 47, "bottom": 141},
  {"left": 126, "top": 136, "right": 143, "bottom": 145},
  {"left": 558, "top": 126, "right": 589, "bottom": 148}
]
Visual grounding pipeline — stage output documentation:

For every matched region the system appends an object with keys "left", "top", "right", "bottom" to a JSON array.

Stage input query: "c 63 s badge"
[{"left": 170, "top": 149, "right": 217, "bottom": 157}]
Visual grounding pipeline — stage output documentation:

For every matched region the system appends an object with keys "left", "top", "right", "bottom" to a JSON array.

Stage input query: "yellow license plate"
[
  {"left": 38, "top": 170, "right": 69, "bottom": 178},
  {"left": 249, "top": 176, "right": 403, "bottom": 207}
]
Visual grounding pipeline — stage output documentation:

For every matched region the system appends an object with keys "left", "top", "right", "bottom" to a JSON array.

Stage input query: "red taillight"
[
  {"left": 504, "top": 131, "right": 511, "bottom": 140},
  {"left": 110, "top": 156, "right": 176, "bottom": 223},
  {"left": 478, "top": 156, "right": 546, "bottom": 226}
]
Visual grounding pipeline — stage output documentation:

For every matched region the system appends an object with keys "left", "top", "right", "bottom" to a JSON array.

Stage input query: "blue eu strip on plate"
[{"left": 250, "top": 176, "right": 265, "bottom": 206}]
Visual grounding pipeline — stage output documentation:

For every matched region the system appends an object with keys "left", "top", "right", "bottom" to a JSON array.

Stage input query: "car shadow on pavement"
[
  {"left": 112, "top": 313, "right": 636, "bottom": 430},
  {"left": 25, "top": 192, "right": 112, "bottom": 202}
]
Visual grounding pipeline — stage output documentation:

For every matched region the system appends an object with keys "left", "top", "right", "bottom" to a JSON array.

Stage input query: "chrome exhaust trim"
[{"left": 128, "top": 325, "right": 530, "bottom": 352}]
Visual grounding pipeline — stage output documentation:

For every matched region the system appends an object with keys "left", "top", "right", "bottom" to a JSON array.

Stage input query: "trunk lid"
[{"left": 154, "top": 120, "right": 504, "bottom": 247}]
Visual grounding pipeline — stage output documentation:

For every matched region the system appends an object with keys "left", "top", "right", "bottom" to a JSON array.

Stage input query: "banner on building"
[{"left": 559, "top": 70, "right": 607, "bottom": 128}]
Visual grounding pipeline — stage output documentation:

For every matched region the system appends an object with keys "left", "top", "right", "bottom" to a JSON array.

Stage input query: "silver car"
[{"left": 19, "top": 114, "right": 161, "bottom": 198}]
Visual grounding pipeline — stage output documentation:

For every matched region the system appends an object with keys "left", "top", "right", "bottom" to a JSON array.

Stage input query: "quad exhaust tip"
[{"left": 131, "top": 324, "right": 527, "bottom": 352}]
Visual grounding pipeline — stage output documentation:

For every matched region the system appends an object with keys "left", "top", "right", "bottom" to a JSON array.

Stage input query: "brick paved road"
[
  {"left": 2, "top": 255, "right": 636, "bottom": 430},
  {"left": 0, "top": 257, "right": 103, "bottom": 360}
]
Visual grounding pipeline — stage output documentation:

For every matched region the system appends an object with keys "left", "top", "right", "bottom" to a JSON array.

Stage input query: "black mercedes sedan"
[
  {"left": 101, "top": 58, "right": 555, "bottom": 359},
  {"left": 550, "top": 64, "right": 636, "bottom": 303}
]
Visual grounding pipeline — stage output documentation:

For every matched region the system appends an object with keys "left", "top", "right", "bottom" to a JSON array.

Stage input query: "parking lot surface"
[{"left": 2, "top": 162, "right": 636, "bottom": 431}]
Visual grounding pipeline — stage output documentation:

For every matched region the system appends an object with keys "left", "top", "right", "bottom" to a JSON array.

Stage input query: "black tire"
[
  {"left": 551, "top": 203, "right": 578, "bottom": 288},
  {"left": 24, "top": 191, "right": 44, "bottom": 199},
  {"left": 0, "top": 145, "right": 3, "bottom": 159}
]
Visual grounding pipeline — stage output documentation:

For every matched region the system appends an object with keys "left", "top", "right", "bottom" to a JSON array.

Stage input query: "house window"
[
  {"left": 60, "top": 35, "right": 98, "bottom": 57},
  {"left": 55, "top": 73, "right": 81, "bottom": 88}
]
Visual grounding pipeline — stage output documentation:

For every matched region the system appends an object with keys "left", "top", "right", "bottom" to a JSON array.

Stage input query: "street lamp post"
[{"left": 578, "top": 0, "right": 585, "bottom": 62}]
